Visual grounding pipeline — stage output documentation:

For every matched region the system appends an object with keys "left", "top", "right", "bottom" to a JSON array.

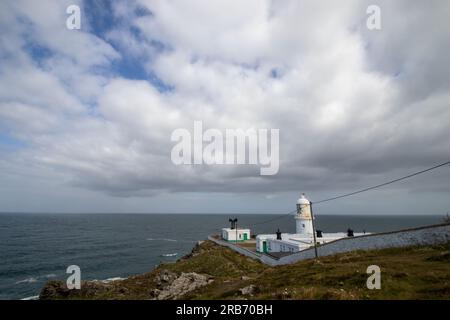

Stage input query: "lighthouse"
[
  {"left": 295, "top": 193, "right": 313, "bottom": 235},
  {"left": 255, "top": 192, "right": 370, "bottom": 253}
]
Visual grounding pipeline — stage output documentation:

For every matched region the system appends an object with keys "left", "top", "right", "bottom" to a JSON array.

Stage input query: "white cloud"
[{"left": 0, "top": 0, "right": 449, "bottom": 213}]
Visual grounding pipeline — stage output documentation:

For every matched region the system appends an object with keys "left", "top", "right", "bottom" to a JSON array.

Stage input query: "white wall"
[
  {"left": 256, "top": 234, "right": 276, "bottom": 252},
  {"left": 222, "top": 228, "right": 250, "bottom": 241},
  {"left": 267, "top": 239, "right": 301, "bottom": 253},
  {"left": 295, "top": 217, "right": 313, "bottom": 234}
]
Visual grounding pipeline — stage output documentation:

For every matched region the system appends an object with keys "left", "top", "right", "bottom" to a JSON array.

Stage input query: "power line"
[
  {"left": 241, "top": 160, "right": 450, "bottom": 227},
  {"left": 313, "top": 160, "right": 450, "bottom": 204},
  {"left": 247, "top": 210, "right": 296, "bottom": 227}
]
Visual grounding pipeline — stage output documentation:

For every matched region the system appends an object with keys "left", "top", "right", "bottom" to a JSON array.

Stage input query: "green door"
[
  {"left": 243, "top": 233, "right": 248, "bottom": 241},
  {"left": 262, "top": 241, "right": 267, "bottom": 253}
]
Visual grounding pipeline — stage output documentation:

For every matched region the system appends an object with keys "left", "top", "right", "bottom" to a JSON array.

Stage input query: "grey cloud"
[{"left": 0, "top": 0, "right": 449, "bottom": 214}]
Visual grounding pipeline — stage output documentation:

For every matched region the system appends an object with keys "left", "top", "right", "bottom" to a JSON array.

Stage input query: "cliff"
[{"left": 40, "top": 240, "right": 450, "bottom": 300}]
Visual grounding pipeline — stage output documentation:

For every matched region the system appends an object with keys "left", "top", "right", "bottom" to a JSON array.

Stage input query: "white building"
[
  {"left": 256, "top": 193, "right": 368, "bottom": 253},
  {"left": 222, "top": 228, "right": 251, "bottom": 242},
  {"left": 255, "top": 234, "right": 276, "bottom": 252}
]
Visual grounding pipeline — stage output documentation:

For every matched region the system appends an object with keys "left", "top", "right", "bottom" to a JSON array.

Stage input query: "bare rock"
[
  {"left": 155, "top": 269, "right": 178, "bottom": 288},
  {"left": 238, "top": 284, "right": 256, "bottom": 296},
  {"left": 154, "top": 272, "right": 213, "bottom": 300},
  {"left": 39, "top": 281, "right": 71, "bottom": 300},
  {"left": 149, "top": 288, "right": 161, "bottom": 298}
]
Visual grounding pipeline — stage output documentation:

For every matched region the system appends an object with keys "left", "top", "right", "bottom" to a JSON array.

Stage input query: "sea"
[{"left": 0, "top": 213, "right": 444, "bottom": 300}]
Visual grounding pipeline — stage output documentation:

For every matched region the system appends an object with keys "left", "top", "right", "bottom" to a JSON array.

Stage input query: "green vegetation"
[{"left": 40, "top": 240, "right": 450, "bottom": 300}]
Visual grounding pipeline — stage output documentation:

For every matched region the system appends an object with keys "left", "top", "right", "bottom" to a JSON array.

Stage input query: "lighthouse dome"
[{"left": 296, "top": 193, "right": 310, "bottom": 205}]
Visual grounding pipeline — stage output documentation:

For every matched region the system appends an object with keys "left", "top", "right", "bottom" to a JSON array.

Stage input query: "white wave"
[
  {"left": 15, "top": 277, "right": 38, "bottom": 284},
  {"left": 161, "top": 253, "right": 178, "bottom": 257},
  {"left": 147, "top": 238, "right": 178, "bottom": 242},
  {"left": 104, "top": 277, "right": 126, "bottom": 282},
  {"left": 15, "top": 273, "right": 58, "bottom": 285},
  {"left": 92, "top": 277, "right": 127, "bottom": 283},
  {"left": 21, "top": 295, "right": 39, "bottom": 300}
]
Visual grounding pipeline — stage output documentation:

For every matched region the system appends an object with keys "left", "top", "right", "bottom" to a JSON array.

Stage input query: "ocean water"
[{"left": 0, "top": 213, "right": 444, "bottom": 300}]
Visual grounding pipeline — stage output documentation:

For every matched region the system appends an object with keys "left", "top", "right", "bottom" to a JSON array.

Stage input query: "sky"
[{"left": 0, "top": 0, "right": 449, "bottom": 215}]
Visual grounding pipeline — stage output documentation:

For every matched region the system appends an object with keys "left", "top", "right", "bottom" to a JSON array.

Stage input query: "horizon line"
[{"left": 0, "top": 211, "right": 446, "bottom": 216}]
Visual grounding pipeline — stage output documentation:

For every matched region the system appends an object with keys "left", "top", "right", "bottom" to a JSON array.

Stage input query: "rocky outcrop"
[
  {"left": 39, "top": 280, "right": 112, "bottom": 300},
  {"left": 40, "top": 269, "right": 213, "bottom": 300},
  {"left": 39, "top": 281, "right": 71, "bottom": 300},
  {"left": 238, "top": 284, "right": 256, "bottom": 296},
  {"left": 150, "top": 269, "right": 213, "bottom": 300}
]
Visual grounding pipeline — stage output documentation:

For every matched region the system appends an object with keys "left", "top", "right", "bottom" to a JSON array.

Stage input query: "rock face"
[
  {"left": 40, "top": 280, "right": 112, "bottom": 300},
  {"left": 151, "top": 269, "right": 213, "bottom": 300}
]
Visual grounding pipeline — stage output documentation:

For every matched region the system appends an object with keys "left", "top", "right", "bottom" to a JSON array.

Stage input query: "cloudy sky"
[{"left": 0, "top": 0, "right": 449, "bottom": 215}]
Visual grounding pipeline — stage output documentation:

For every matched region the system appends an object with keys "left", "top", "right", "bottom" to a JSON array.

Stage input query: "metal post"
[
  {"left": 235, "top": 219, "right": 238, "bottom": 244},
  {"left": 310, "top": 202, "right": 319, "bottom": 259}
]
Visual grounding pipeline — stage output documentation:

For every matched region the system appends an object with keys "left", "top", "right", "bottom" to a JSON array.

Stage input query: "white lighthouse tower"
[{"left": 295, "top": 193, "right": 313, "bottom": 235}]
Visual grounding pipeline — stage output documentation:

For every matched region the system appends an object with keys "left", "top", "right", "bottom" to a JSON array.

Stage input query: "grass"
[{"left": 40, "top": 240, "right": 450, "bottom": 300}]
